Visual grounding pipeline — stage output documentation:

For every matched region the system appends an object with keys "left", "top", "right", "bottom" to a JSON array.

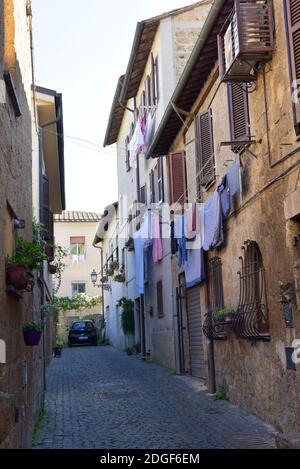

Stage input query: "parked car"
[{"left": 68, "top": 320, "right": 97, "bottom": 346}]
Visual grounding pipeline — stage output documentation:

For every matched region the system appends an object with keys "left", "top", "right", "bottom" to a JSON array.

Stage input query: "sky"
[{"left": 32, "top": 0, "right": 197, "bottom": 214}]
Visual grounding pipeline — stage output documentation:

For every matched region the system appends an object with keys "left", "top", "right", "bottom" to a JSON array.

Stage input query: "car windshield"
[{"left": 72, "top": 322, "right": 87, "bottom": 330}]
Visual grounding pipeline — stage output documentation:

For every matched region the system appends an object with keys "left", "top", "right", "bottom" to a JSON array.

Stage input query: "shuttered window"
[
  {"left": 157, "top": 158, "right": 164, "bottom": 203},
  {"left": 285, "top": 0, "right": 300, "bottom": 134},
  {"left": 125, "top": 136, "right": 130, "bottom": 172},
  {"left": 227, "top": 82, "right": 250, "bottom": 152},
  {"left": 150, "top": 169, "right": 155, "bottom": 204},
  {"left": 195, "top": 109, "right": 215, "bottom": 189},
  {"left": 168, "top": 151, "right": 187, "bottom": 205},
  {"left": 151, "top": 54, "right": 159, "bottom": 105},
  {"left": 157, "top": 280, "right": 164, "bottom": 318},
  {"left": 140, "top": 184, "right": 147, "bottom": 205}
]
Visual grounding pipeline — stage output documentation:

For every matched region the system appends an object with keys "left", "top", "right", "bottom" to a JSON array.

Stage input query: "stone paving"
[{"left": 33, "top": 346, "right": 277, "bottom": 449}]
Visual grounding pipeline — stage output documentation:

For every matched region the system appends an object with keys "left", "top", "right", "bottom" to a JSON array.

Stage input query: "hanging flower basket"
[
  {"left": 23, "top": 321, "right": 43, "bottom": 346},
  {"left": 48, "top": 263, "right": 57, "bottom": 275},
  {"left": 23, "top": 330, "right": 42, "bottom": 346},
  {"left": 6, "top": 264, "right": 34, "bottom": 291},
  {"left": 100, "top": 275, "right": 108, "bottom": 283},
  {"left": 114, "top": 273, "right": 126, "bottom": 283},
  {"left": 125, "top": 238, "right": 134, "bottom": 252}
]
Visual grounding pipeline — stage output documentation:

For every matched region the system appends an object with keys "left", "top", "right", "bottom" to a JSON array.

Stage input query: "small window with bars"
[{"left": 233, "top": 241, "right": 270, "bottom": 341}]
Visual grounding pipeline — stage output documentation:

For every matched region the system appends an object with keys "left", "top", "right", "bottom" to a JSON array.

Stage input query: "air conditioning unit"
[{"left": 218, "top": 0, "right": 274, "bottom": 82}]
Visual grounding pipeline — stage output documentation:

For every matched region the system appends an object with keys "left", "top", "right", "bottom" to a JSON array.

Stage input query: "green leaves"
[
  {"left": 7, "top": 237, "right": 48, "bottom": 270},
  {"left": 120, "top": 298, "right": 135, "bottom": 336},
  {"left": 53, "top": 293, "right": 102, "bottom": 312},
  {"left": 23, "top": 321, "right": 43, "bottom": 332}
]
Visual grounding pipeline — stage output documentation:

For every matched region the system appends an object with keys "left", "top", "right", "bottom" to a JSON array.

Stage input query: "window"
[
  {"left": 207, "top": 257, "right": 224, "bottom": 314},
  {"left": 233, "top": 241, "right": 270, "bottom": 340},
  {"left": 195, "top": 109, "right": 215, "bottom": 189},
  {"left": 150, "top": 169, "right": 155, "bottom": 204},
  {"left": 157, "top": 158, "right": 164, "bottom": 203},
  {"left": 140, "top": 184, "right": 147, "bottom": 205},
  {"left": 285, "top": 0, "right": 300, "bottom": 134},
  {"left": 167, "top": 151, "right": 187, "bottom": 206},
  {"left": 70, "top": 236, "right": 85, "bottom": 262},
  {"left": 227, "top": 83, "right": 250, "bottom": 152},
  {"left": 157, "top": 280, "right": 164, "bottom": 318},
  {"left": 151, "top": 53, "right": 159, "bottom": 105},
  {"left": 71, "top": 282, "right": 86, "bottom": 296},
  {"left": 125, "top": 136, "right": 131, "bottom": 171}
]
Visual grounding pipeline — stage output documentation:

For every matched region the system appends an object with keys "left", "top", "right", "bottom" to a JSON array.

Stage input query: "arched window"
[{"left": 233, "top": 241, "right": 270, "bottom": 340}]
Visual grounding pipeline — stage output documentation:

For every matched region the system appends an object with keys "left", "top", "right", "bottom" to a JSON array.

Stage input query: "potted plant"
[
  {"left": 126, "top": 346, "right": 135, "bottom": 356},
  {"left": 53, "top": 338, "right": 64, "bottom": 357},
  {"left": 125, "top": 237, "right": 134, "bottom": 252},
  {"left": 114, "top": 273, "right": 126, "bottom": 283},
  {"left": 100, "top": 275, "right": 108, "bottom": 283},
  {"left": 6, "top": 237, "right": 47, "bottom": 291},
  {"left": 23, "top": 321, "right": 43, "bottom": 346},
  {"left": 216, "top": 306, "right": 235, "bottom": 323},
  {"left": 109, "top": 260, "right": 119, "bottom": 273},
  {"left": 48, "top": 263, "right": 57, "bottom": 275}
]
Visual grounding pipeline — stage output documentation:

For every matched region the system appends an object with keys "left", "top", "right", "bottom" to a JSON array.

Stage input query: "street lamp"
[{"left": 90, "top": 269, "right": 98, "bottom": 286}]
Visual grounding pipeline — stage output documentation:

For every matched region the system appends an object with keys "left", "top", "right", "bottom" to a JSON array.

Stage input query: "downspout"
[{"left": 92, "top": 242, "right": 105, "bottom": 324}]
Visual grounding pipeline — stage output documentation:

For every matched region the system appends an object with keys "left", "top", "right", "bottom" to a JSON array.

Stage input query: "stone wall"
[
  {"left": 169, "top": 0, "right": 300, "bottom": 433},
  {"left": 0, "top": 0, "right": 45, "bottom": 448}
]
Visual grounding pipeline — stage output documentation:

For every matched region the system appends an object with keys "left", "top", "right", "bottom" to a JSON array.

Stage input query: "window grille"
[{"left": 233, "top": 240, "right": 270, "bottom": 340}]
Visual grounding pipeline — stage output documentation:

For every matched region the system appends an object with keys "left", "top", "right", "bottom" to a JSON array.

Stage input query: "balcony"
[{"left": 217, "top": 0, "right": 274, "bottom": 82}]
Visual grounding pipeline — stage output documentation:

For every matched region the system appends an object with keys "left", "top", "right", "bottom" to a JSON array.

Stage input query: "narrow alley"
[{"left": 33, "top": 346, "right": 276, "bottom": 449}]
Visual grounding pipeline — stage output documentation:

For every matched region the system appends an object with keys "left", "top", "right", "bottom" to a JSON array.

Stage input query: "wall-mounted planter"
[
  {"left": 48, "top": 264, "right": 57, "bottom": 275},
  {"left": 6, "top": 264, "right": 34, "bottom": 292},
  {"left": 23, "top": 330, "right": 42, "bottom": 346}
]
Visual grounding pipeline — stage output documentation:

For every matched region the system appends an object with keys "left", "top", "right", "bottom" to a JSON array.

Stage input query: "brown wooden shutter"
[
  {"left": 227, "top": 82, "right": 250, "bottom": 152},
  {"left": 167, "top": 151, "right": 187, "bottom": 205},
  {"left": 125, "top": 136, "right": 130, "bottom": 171},
  {"left": 285, "top": 0, "right": 300, "bottom": 134},
  {"left": 157, "top": 280, "right": 164, "bottom": 318},
  {"left": 145, "top": 75, "right": 151, "bottom": 107},
  {"left": 195, "top": 109, "right": 215, "bottom": 188},
  {"left": 154, "top": 56, "right": 159, "bottom": 104},
  {"left": 48, "top": 212, "right": 54, "bottom": 262},
  {"left": 151, "top": 53, "right": 156, "bottom": 105}
]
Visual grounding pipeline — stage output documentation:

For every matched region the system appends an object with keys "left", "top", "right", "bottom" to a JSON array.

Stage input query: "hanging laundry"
[
  {"left": 185, "top": 248, "right": 205, "bottom": 288},
  {"left": 152, "top": 212, "right": 163, "bottom": 263},
  {"left": 133, "top": 212, "right": 152, "bottom": 294},
  {"left": 226, "top": 156, "right": 240, "bottom": 197},
  {"left": 217, "top": 174, "right": 230, "bottom": 218},
  {"left": 175, "top": 214, "right": 188, "bottom": 268},
  {"left": 144, "top": 111, "right": 156, "bottom": 149},
  {"left": 129, "top": 118, "right": 145, "bottom": 168},
  {"left": 186, "top": 202, "right": 200, "bottom": 239},
  {"left": 203, "top": 191, "right": 224, "bottom": 251}
]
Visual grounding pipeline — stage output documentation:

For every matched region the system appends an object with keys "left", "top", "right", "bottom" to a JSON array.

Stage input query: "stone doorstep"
[{"left": 276, "top": 433, "right": 300, "bottom": 449}]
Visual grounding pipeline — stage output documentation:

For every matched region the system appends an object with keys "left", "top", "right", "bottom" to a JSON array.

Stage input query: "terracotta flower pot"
[
  {"left": 23, "top": 330, "right": 42, "bottom": 346},
  {"left": 6, "top": 264, "right": 34, "bottom": 291}
]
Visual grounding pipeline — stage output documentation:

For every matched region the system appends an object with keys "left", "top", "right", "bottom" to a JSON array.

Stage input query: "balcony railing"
[{"left": 217, "top": 0, "right": 274, "bottom": 82}]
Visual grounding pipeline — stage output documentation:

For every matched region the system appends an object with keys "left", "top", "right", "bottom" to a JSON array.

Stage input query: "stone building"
[
  {"left": 100, "top": 1, "right": 213, "bottom": 367},
  {"left": 0, "top": 1, "right": 65, "bottom": 448},
  {"left": 53, "top": 211, "right": 102, "bottom": 342},
  {"left": 146, "top": 0, "right": 300, "bottom": 432}
]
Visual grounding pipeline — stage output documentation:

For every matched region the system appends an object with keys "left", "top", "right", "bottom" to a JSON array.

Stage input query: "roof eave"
[{"left": 146, "top": 0, "right": 228, "bottom": 158}]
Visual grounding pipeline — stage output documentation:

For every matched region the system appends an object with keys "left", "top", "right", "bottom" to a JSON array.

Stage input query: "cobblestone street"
[{"left": 34, "top": 346, "right": 277, "bottom": 449}]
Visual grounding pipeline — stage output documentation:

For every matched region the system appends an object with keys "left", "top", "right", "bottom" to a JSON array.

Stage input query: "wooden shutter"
[
  {"left": 227, "top": 82, "right": 250, "bottom": 152},
  {"left": 285, "top": 0, "right": 300, "bottom": 134},
  {"left": 151, "top": 53, "right": 156, "bottom": 105},
  {"left": 168, "top": 151, "right": 187, "bottom": 205},
  {"left": 48, "top": 212, "right": 54, "bottom": 262},
  {"left": 150, "top": 169, "right": 155, "bottom": 203},
  {"left": 157, "top": 280, "right": 164, "bottom": 318},
  {"left": 195, "top": 109, "right": 215, "bottom": 188},
  {"left": 125, "top": 136, "right": 130, "bottom": 171},
  {"left": 154, "top": 56, "right": 159, "bottom": 104},
  {"left": 140, "top": 184, "right": 147, "bottom": 205},
  {"left": 145, "top": 75, "right": 151, "bottom": 108},
  {"left": 157, "top": 158, "right": 164, "bottom": 203}
]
